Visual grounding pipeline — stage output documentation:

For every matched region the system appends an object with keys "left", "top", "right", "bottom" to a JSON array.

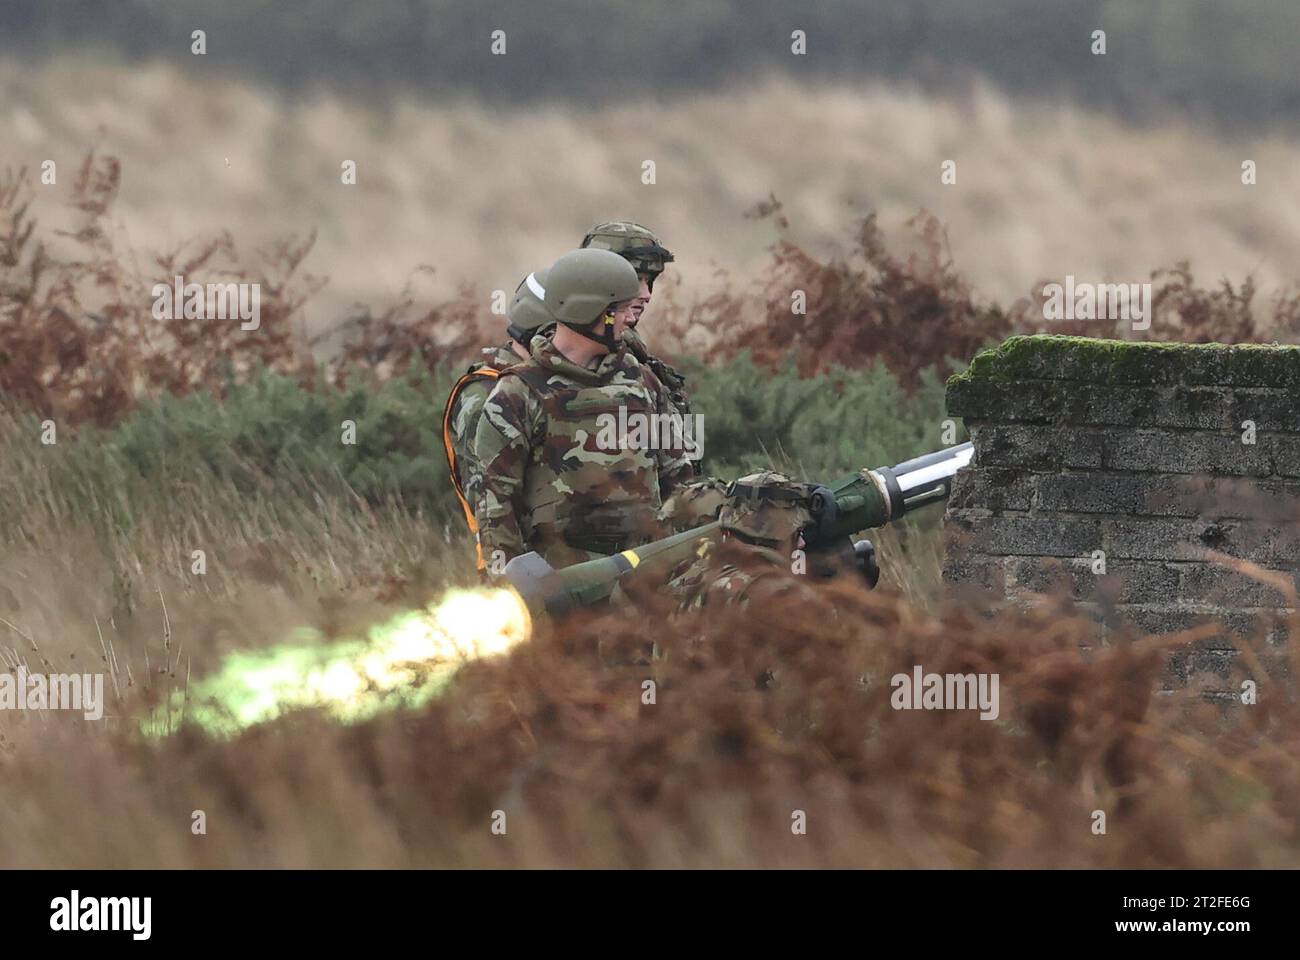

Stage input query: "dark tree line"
[{"left": 2, "top": 0, "right": 1297, "bottom": 130}]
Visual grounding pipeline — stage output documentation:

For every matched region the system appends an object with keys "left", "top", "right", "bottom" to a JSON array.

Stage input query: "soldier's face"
[
  {"left": 628, "top": 273, "right": 653, "bottom": 326},
  {"left": 608, "top": 300, "right": 637, "bottom": 343}
]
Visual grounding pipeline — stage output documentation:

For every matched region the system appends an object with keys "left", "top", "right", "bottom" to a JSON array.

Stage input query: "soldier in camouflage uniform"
[
  {"left": 579, "top": 222, "right": 697, "bottom": 452},
  {"left": 663, "top": 471, "right": 880, "bottom": 611},
  {"left": 474, "top": 248, "right": 697, "bottom": 571},
  {"left": 666, "top": 471, "right": 820, "bottom": 610},
  {"left": 442, "top": 268, "right": 553, "bottom": 572}
]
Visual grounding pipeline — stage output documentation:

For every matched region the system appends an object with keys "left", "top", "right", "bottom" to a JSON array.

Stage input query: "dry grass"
[
  {"left": 6, "top": 58, "right": 1300, "bottom": 341},
  {"left": 0, "top": 557, "right": 1296, "bottom": 868}
]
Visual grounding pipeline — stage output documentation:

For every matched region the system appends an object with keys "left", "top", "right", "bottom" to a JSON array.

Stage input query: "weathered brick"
[
  {"left": 1006, "top": 556, "right": 1179, "bottom": 604},
  {"left": 1071, "top": 386, "right": 1276, "bottom": 432},
  {"left": 993, "top": 384, "right": 1296, "bottom": 431},
  {"left": 947, "top": 515, "right": 1101, "bottom": 556},
  {"left": 1179, "top": 563, "right": 1300, "bottom": 608},
  {"left": 1115, "top": 604, "right": 1219, "bottom": 638},
  {"left": 1031, "top": 472, "right": 1297, "bottom": 520},
  {"left": 1036, "top": 472, "right": 1146, "bottom": 513},
  {"left": 1243, "top": 650, "right": 1295, "bottom": 681},
  {"left": 1180, "top": 344, "right": 1300, "bottom": 389},
  {"left": 1227, "top": 390, "right": 1300, "bottom": 429},
  {"left": 1061, "top": 385, "right": 1161, "bottom": 426},
  {"left": 1272, "top": 436, "right": 1300, "bottom": 478},
  {"left": 1024, "top": 548, "right": 1190, "bottom": 600},
  {"left": 972, "top": 424, "right": 1104, "bottom": 470},
  {"left": 941, "top": 551, "right": 1007, "bottom": 597},
  {"left": 969, "top": 424, "right": 1038, "bottom": 468},
  {"left": 1166, "top": 643, "right": 1292, "bottom": 687},
  {"left": 1006, "top": 556, "right": 1084, "bottom": 598},
  {"left": 1065, "top": 385, "right": 1233, "bottom": 430},
  {"left": 1104, "top": 431, "right": 1271, "bottom": 476},
  {"left": 1223, "top": 608, "right": 1294, "bottom": 646},
  {"left": 1102, "top": 518, "right": 1215, "bottom": 561},
  {"left": 1139, "top": 475, "right": 1300, "bottom": 521},
  {"left": 1114, "top": 603, "right": 1292, "bottom": 646},
  {"left": 1101, "top": 517, "right": 1287, "bottom": 562},
  {"left": 946, "top": 379, "right": 1063, "bottom": 422},
  {"left": 1157, "top": 387, "right": 1238, "bottom": 429},
  {"left": 1166, "top": 647, "right": 1238, "bottom": 683},
  {"left": 947, "top": 467, "right": 1034, "bottom": 513}
]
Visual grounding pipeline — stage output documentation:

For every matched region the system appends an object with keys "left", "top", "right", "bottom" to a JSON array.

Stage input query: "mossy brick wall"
[{"left": 943, "top": 335, "right": 1300, "bottom": 697}]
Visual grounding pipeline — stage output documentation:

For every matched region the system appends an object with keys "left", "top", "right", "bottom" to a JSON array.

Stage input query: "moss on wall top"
[{"left": 947, "top": 335, "right": 1300, "bottom": 391}]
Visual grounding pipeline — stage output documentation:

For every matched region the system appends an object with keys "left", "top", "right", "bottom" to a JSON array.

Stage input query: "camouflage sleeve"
[
  {"left": 624, "top": 330, "right": 692, "bottom": 417},
  {"left": 640, "top": 367, "right": 697, "bottom": 496},
  {"left": 450, "top": 378, "right": 493, "bottom": 512},
  {"left": 472, "top": 377, "right": 543, "bottom": 571},
  {"left": 647, "top": 356, "right": 691, "bottom": 419}
]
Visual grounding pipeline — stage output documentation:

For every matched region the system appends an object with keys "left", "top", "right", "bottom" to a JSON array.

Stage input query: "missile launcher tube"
[{"left": 504, "top": 442, "right": 973, "bottom": 619}]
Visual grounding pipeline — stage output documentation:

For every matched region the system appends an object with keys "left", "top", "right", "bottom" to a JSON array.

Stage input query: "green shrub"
[
  {"left": 63, "top": 365, "right": 460, "bottom": 522},
  {"left": 685, "top": 352, "right": 960, "bottom": 480},
  {"left": 2, "top": 354, "right": 959, "bottom": 567}
]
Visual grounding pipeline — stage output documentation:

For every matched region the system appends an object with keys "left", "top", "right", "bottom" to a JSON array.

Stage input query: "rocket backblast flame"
[{"left": 143, "top": 586, "right": 531, "bottom": 738}]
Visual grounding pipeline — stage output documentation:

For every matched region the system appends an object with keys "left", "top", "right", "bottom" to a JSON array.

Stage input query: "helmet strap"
[{"left": 566, "top": 309, "right": 621, "bottom": 351}]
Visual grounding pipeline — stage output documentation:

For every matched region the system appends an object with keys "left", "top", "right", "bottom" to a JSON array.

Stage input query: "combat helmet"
[
  {"left": 720, "top": 472, "right": 815, "bottom": 549},
  {"left": 506, "top": 268, "right": 553, "bottom": 345},
  {"left": 580, "top": 221, "right": 674, "bottom": 288},
  {"left": 658, "top": 477, "right": 730, "bottom": 533},
  {"left": 544, "top": 248, "right": 641, "bottom": 350}
]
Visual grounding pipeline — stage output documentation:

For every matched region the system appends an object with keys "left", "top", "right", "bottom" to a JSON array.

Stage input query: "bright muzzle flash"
[{"left": 145, "top": 587, "right": 532, "bottom": 738}]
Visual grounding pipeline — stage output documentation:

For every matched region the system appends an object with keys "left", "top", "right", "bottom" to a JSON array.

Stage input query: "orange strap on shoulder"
[{"left": 442, "top": 367, "right": 503, "bottom": 571}]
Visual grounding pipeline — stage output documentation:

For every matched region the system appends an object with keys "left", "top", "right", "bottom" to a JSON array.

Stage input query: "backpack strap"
[
  {"left": 442, "top": 366, "right": 503, "bottom": 571},
  {"left": 498, "top": 362, "right": 553, "bottom": 396},
  {"left": 495, "top": 362, "right": 554, "bottom": 448}
]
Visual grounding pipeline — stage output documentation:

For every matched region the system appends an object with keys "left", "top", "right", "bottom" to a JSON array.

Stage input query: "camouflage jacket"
[
  {"left": 473, "top": 336, "right": 696, "bottom": 569},
  {"left": 443, "top": 344, "right": 522, "bottom": 540}
]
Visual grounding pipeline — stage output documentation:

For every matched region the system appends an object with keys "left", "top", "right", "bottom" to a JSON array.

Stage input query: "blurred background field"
[
  {"left": 1, "top": 0, "right": 1299, "bottom": 868},
  {"left": 6, "top": 6, "right": 1300, "bottom": 330}
]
